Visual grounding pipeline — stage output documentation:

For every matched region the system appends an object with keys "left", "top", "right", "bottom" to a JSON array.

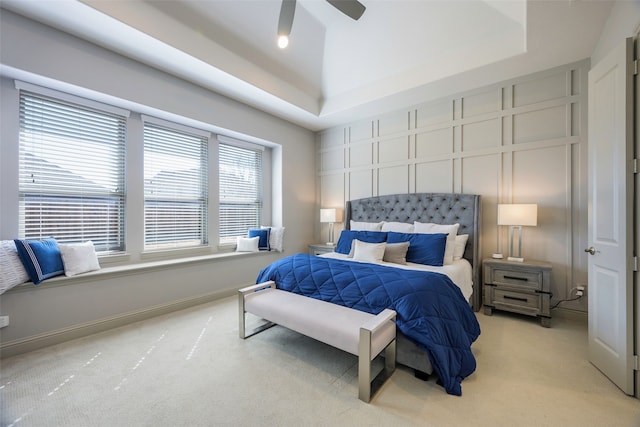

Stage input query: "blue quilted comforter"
[{"left": 256, "top": 254, "right": 480, "bottom": 396}]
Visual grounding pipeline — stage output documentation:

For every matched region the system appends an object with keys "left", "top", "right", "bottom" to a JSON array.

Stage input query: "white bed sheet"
[{"left": 319, "top": 252, "right": 473, "bottom": 302}]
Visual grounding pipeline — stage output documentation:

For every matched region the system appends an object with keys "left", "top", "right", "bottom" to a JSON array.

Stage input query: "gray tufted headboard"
[{"left": 345, "top": 192, "right": 481, "bottom": 311}]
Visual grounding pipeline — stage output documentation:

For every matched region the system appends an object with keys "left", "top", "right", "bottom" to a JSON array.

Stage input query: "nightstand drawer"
[
  {"left": 493, "top": 268, "right": 542, "bottom": 291},
  {"left": 492, "top": 288, "right": 541, "bottom": 316}
]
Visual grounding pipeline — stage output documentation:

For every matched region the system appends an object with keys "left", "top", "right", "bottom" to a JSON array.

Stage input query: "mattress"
[{"left": 320, "top": 252, "right": 474, "bottom": 302}]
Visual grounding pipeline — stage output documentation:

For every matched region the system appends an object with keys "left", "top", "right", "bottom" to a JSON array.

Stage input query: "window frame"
[
  {"left": 142, "top": 116, "right": 210, "bottom": 252},
  {"left": 4, "top": 79, "right": 276, "bottom": 263},
  {"left": 218, "top": 136, "right": 266, "bottom": 247},
  {"left": 17, "top": 85, "right": 128, "bottom": 254}
]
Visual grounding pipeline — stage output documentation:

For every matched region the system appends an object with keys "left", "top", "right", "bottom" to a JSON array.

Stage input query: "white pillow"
[
  {"left": 262, "top": 226, "right": 285, "bottom": 252},
  {"left": 413, "top": 222, "right": 460, "bottom": 265},
  {"left": 236, "top": 236, "right": 259, "bottom": 252},
  {"left": 58, "top": 241, "right": 101, "bottom": 277},
  {"left": 381, "top": 221, "right": 414, "bottom": 233},
  {"left": 350, "top": 220, "right": 383, "bottom": 231},
  {"left": 352, "top": 240, "right": 386, "bottom": 263},
  {"left": 0, "top": 240, "right": 30, "bottom": 294},
  {"left": 453, "top": 234, "right": 469, "bottom": 261},
  {"left": 346, "top": 238, "right": 381, "bottom": 258}
]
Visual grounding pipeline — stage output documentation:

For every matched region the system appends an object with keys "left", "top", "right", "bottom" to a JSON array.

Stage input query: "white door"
[{"left": 587, "top": 38, "right": 635, "bottom": 395}]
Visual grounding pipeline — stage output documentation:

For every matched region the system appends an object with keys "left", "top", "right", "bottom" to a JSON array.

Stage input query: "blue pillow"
[
  {"left": 13, "top": 238, "right": 65, "bottom": 284},
  {"left": 386, "top": 232, "right": 448, "bottom": 266},
  {"left": 248, "top": 228, "right": 270, "bottom": 251},
  {"left": 335, "top": 230, "right": 387, "bottom": 255}
]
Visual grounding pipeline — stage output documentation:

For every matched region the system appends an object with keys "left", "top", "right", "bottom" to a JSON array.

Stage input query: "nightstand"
[
  {"left": 483, "top": 258, "right": 552, "bottom": 327},
  {"left": 308, "top": 244, "right": 335, "bottom": 256}
]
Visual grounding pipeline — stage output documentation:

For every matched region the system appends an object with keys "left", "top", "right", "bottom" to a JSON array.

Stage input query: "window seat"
[
  {"left": 1, "top": 249, "right": 279, "bottom": 358},
  {"left": 6, "top": 250, "right": 273, "bottom": 293}
]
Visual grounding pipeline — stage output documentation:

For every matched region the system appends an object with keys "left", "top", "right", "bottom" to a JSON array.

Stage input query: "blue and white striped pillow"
[{"left": 13, "top": 238, "right": 64, "bottom": 285}]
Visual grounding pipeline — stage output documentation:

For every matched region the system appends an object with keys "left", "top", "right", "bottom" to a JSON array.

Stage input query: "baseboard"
[
  {"left": 0, "top": 287, "right": 238, "bottom": 359},
  {"left": 553, "top": 307, "right": 588, "bottom": 323}
]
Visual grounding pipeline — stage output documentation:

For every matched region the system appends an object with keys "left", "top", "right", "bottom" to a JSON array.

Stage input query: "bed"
[
  {"left": 256, "top": 192, "right": 481, "bottom": 395},
  {"left": 343, "top": 192, "right": 482, "bottom": 312}
]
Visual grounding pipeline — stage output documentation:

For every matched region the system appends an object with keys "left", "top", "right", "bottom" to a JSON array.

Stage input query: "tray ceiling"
[{"left": 1, "top": 0, "right": 612, "bottom": 131}]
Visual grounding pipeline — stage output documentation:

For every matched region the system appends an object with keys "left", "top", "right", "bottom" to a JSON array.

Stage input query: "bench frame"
[{"left": 238, "top": 281, "right": 396, "bottom": 402}]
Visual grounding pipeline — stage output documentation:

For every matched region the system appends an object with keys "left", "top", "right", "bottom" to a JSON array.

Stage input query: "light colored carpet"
[{"left": 1, "top": 296, "right": 638, "bottom": 427}]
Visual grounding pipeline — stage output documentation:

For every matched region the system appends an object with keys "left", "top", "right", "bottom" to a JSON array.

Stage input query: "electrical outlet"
[
  {"left": 0, "top": 316, "right": 9, "bottom": 328},
  {"left": 576, "top": 285, "right": 585, "bottom": 297}
]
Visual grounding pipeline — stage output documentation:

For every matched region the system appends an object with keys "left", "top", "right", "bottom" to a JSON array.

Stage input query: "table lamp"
[
  {"left": 320, "top": 208, "right": 342, "bottom": 246},
  {"left": 497, "top": 204, "right": 537, "bottom": 262}
]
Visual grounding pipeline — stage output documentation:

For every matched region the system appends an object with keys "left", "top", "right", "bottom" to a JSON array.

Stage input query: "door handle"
[{"left": 584, "top": 246, "right": 599, "bottom": 255}]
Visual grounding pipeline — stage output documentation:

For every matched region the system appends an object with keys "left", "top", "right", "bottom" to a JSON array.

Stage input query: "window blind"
[
  {"left": 144, "top": 122, "right": 208, "bottom": 250},
  {"left": 219, "top": 142, "right": 263, "bottom": 245},
  {"left": 18, "top": 92, "right": 126, "bottom": 253}
]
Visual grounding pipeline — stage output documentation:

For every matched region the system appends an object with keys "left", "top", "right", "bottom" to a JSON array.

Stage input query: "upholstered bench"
[{"left": 238, "top": 281, "right": 397, "bottom": 402}]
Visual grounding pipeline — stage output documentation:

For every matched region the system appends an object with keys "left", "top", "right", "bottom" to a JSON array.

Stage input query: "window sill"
[{"left": 6, "top": 250, "right": 277, "bottom": 293}]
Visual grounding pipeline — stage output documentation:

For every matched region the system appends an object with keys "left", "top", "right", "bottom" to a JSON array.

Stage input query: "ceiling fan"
[{"left": 277, "top": 0, "right": 366, "bottom": 48}]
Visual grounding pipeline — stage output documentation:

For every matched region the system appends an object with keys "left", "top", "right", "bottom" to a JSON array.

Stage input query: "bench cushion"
[{"left": 244, "top": 289, "right": 395, "bottom": 358}]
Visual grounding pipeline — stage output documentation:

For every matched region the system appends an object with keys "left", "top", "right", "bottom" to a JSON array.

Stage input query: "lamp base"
[{"left": 507, "top": 226, "right": 525, "bottom": 263}]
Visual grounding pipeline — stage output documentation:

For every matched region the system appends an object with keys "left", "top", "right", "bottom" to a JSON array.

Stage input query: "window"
[
  {"left": 219, "top": 140, "right": 263, "bottom": 245},
  {"left": 18, "top": 91, "right": 126, "bottom": 253},
  {"left": 12, "top": 82, "right": 274, "bottom": 259},
  {"left": 143, "top": 120, "right": 209, "bottom": 250}
]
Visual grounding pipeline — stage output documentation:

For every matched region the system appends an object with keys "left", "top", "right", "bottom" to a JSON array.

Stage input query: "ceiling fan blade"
[
  {"left": 327, "top": 0, "right": 366, "bottom": 20},
  {"left": 278, "top": 0, "right": 296, "bottom": 35}
]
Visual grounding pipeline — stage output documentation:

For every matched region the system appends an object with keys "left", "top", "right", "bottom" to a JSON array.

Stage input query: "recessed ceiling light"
[{"left": 277, "top": 35, "right": 289, "bottom": 49}]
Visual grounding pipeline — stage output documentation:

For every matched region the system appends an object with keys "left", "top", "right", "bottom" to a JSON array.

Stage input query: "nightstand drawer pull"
[
  {"left": 503, "top": 275, "right": 528, "bottom": 282},
  {"left": 503, "top": 295, "right": 529, "bottom": 303}
]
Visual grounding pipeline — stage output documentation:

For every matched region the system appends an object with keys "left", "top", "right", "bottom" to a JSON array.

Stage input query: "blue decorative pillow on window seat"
[
  {"left": 14, "top": 237, "right": 65, "bottom": 284},
  {"left": 248, "top": 228, "right": 271, "bottom": 251}
]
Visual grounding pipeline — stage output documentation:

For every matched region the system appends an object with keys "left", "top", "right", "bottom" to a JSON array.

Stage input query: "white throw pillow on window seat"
[
  {"left": 236, "top": 236, "right": 260, "bottom": 252},
  {"left": 58, "top": 240, "right": 101, "bottom": 277}
]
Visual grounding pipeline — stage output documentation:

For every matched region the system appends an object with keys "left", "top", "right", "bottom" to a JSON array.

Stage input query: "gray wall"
[
  {"left": 316, "top": 60, "right": 590, "bottom": 313},
  {"left": 0, "top": 10, "right": 315, "bottom": 356},
  {"left": 315, "top": 0, "right": 640, "bottom": 316}
]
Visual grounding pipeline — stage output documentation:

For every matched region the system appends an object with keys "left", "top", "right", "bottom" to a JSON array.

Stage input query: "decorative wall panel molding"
[{"left": 317, "top": 59, "right": 589, "bottom": 312}]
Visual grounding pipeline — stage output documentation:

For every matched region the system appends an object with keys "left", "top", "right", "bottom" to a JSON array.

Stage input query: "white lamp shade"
[
  {"left": 497, "top": 204, "right": 538, "bottom": 226},
  {"left": 320, "top": 208, "right": 342, "bottom": 223}
]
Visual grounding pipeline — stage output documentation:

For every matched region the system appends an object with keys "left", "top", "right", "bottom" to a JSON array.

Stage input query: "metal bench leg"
[
  {"left": 358, "top": 329, "right": 396, "bottom": 403},
  {"left": 238, "top": 282, "right": 277, "bottom": 339},
  {"left": 238, "top": 290, "right": 247, "bottom": 339},
  {"left": 358, "top": 328, "right": 373, "bottom": 402},
  {"left": 384, "top": 339, "right": 396, "bottom": 375}
]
